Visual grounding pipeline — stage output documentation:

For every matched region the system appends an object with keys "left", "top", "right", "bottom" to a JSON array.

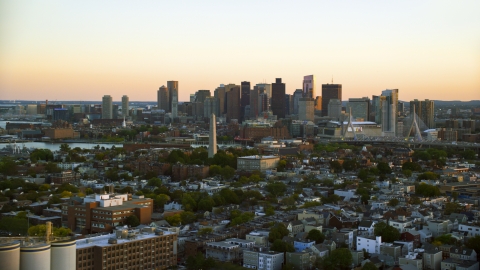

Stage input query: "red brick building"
[{"left": 172, "top": 164, "right": 209, "bottom": 181}]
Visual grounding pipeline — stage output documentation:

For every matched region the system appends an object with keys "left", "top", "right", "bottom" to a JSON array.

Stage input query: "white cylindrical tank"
[
  {"left": 0, "top": 242, "right": 20, "bottom": 270},
  {"left": 51, "top": 240, "right": 76, "bottom": 270},
  {"left": 20, "top": 243, "right": 51, "bottom": 270}
]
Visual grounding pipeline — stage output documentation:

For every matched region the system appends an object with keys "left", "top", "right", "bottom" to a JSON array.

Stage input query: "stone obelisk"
[{"left": 208, "top": 113, "right": 217, "bottom": 158}]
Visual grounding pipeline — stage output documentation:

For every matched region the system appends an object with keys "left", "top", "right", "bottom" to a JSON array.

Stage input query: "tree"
[
  {"left": 265, "top": 181, "right": 287, "bottom": 197},
  {"left": 466, "top": 235, "right": 480, "bottom": 255},
  {"left": 270, "top": 239, "right": 295, "bottom": 252},
  {"left": 434, "top": 234, "right": 456, "bottom": 245},
  {"left": 147, "top": 177, "right": 163, "bottom": 188},
  {"left": 0, "top": 157, "right": 18, "bottom": 176},
  {"left": 198, "top": 227, "right": 213, "bottom": 235},
  {"left": 181, "top": 193, "right": 197, "bottom": 211},
  {"left": 59, "top": 143, "right": 71, "bottom": 152},
  {"left": 374, "top": 222, "right": 400, "bottom": 243},
  {"left": 153, "top": 194, "right": 170, "bottom": 210},
  {"left": 322, "top": 248, "right": 353, "bottom": 270},
  {"left": 329, "top": 161, "right": 343, "bottom": 173},
  {"left": 402, "top": 162, "right": 422, "bottom": 172},
  {"left": 362, "top": 262, "right": 378, "bottom": 270},
  {"left": 307, "top": 229, "right": 325, "bottom": 244},
  {"left": 276, "top": 160, "right": 287, "bottom": 172},
  {"left": 30, "top": 149, "right": 54, "bottom": 162},
  {"left": 125, "top": 215, "right": 140, "bottom": 227},
  {"left": 358, "top": 169, "right": 369, "bottom": 181},
  {"left": 417, "top": 172, "right": 439, "bottom": 180},
  {"left": 60, "top": 190, "right": 72, "bottom": 198},
  {"left": 444, "top": 202, "right": 464, "bottom": 215},
  {"left": 402, "top": 169, "right": 412, "bottom": 178},
  {"left": 198, "top": 197, "right": 215, "bottom": 212},
  {"left": 165, "top": 214, "right": 182, "bottom": 226},
  {"left": 268, "top": 223, "right": 289, "bottom": 243},
  {"left": 377, "top": 162, "right": 392, "bottom": 175},
  {"left": 416, "top": 183, "right": 440, "bottom": 198},
  {"left": 388, "top": 198, "right": 399, "bottom": 207},
  {"left": 462, "top": 150, "right": 476, "bottom": 160},
  {"left": 180, "top": 211, "right": 197, "bottom": 224}
]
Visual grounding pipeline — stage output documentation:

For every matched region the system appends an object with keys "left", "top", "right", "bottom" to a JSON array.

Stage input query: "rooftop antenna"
[{"left": 331, "top": 76, "right": 333, "bottom": 84}]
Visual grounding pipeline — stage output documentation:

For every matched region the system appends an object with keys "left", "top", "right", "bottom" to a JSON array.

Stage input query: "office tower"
[
  {"left": 398, "top": 101, "right": 405, "bottom": 116},
  {"left": 157, "top": 85, "right": 169, "bottom": 111},
  {"left": 255, "top": 83, "right": 272, "bottom": 103},
  {"left": 112, "top": 104, "right": 119, "bottom": 119},
  {"left": 381, "top": 89, "right": 399, "bottom": 136},
  {"left": 167, "top": 81, "right": 178, "bottom": 113},
  {"left": 321, "top": 84, "right": 342, "bottom": 116},
  {"left": 347, "top": 97, "right": 370, "bottom": 121},
  {"left": 53, "top": 108, "right": 69, "bottom": 121},
  {"left": 102, "top": 95, "right": 113, "bottom": 119},
  {"left": 285, "top": 94, "right": 292, "bottom": 116},
  {"left": 225, "top": 85, "right": 240, "bottom": 122},
  {"left": 121, "top": 95, "right": 129, "bottom": 118},
  {"left": 293, "top": 89, "right": 303, "bottom": 115},
  {"left": 303, "top": 75, "right": 315, "bottom": 98},
  {"left": 249, "top": 87, "right": 259, "bottom": 119},
  {"left": 214, "top": 85, "right": 226, "bottom": 115},
  {"left": 314, "top": 96, "right": 322, "bottom": 111},
  {"left": 195, "top": 90, "right": 211, "bottom": 103},
  {"left": 372, "top": 95, "right": 383, "bottom": 123},
  {"left": 328, "top": 99, "right": 342, "bottom": 121},
  {"left": 192, "top": 102, "right": 204, "bottom": 120},
  {"left": 204, "top": 97, "right": 219, "bottom": 118},
  {"left": 410, "top": 99, "right": 435, "bottom": 129},
  {"left": 271, "top": 78, "right": 286, "bottom": 119},
  {"left": 209, "top": 113, "right": 217, "bottom": 158},
  {"left": 298, "top": 98, "right": 315, "bottom": 121},
  {"left": 26, "top": 104, "right": 37, "bottom": 115},
  {"left": 171, "top": 89, "right": 178, "bottom": 118},
  {"left": 258, "top": 92, "right": 269, "bottom": 114},
  {"left": 240, "top": 81, "right": 250, "bottom": 122}
]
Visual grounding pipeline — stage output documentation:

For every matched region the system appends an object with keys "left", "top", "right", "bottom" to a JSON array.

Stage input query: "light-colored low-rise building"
[{"left": 237, "top": 155, "right": 280, "bottom": 172}]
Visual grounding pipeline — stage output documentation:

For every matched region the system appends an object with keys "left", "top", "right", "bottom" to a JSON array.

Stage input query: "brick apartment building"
[
  {"left": 171, "top": 164, "right": 209, "bottom": 181},
  {"left": 76, "top": 228, "right": 177, "bottom": 270},
  {"left": 240, "top": 125, "right": 291, "bottom": 141},
  {"left": 63, "top": 193, "right": 153, "bottom": 234}
]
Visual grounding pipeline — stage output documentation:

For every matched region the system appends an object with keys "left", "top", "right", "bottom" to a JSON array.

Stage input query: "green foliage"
[
  {"left": 219, "top": 188, "right": 240, "bottom": 204},
  {"left": 265, "top": 181, "right": 287, "bottom": 197},
  {"left": 444, "top": 202, "right": 464, "bottom": 215},
  {"left": 322, "top": 194, "right": 341, "bottom": 204},
  {"left": 342, "top": 159, "right": 359, "bottom": 171},
  {"left": 180, "top": 211, "right": 197, "bottom": 224},
  {"left": 403, "top": 169, "right": 412, "bottom": 177},
  {"left": 198, "top": 197, "right": 215, "bottom": 211},
  {"left": 268, "top": 223, "right": 289, "bottom": 243},
  {"left": 44, "top": 162, "right": 61, "bottom": 173},
  {"left": 147, "top": 177, "right": 163, "bottom": 188},
  {"left": 181, "top": 193, "right": 198, "bottom": 211},
  {"left": 321, "top": 248, "right": 353, "bottom": 270},
  {"left": 307, "top": 229, "right": 325, "bottom": 244},
  {"left": 374, "top": 222, "right": 400, "bottom": 243},
  {"left": 186, "top": 252, "right": 217, "bottom": 270},
  {"left": 416, "top": 183, "right": 440, "bottom": 197},
  {"left": 362, "top": 262, "right": 378, "bottom": 270},
  {"left": 461, "top": 150, "right": 476, "bottom": 160},
  {"left": 301, "top": 201, "right": 322, "bottom": 208},
  {"left": 388, "top": 198, "right": 399, "bottom": 207},
  {"left": 28, "top": 225, "right": 71, "bottom": 237},
  {"left": 0, "top": 216, "right": 28, "bottom": 236},
  {"left": 409, "top": 196, "right": 422, "bottom": 205},
  {"left": 0, "top": 157, "right": 19, "bottom": 176},
  {"left": 466, "top": 235, "right": 480, "bottom": 254},
  {"left": 198, "top": 227, "right": 213, "bottom": 235},
  {"left": 230, "top": 211, "right": 254, "bottom": 226},
  {"left": 59, "top": 143, "right": 71, "bottom": 152},
  {"left": 402, "top": 162, "right": 422, "bottom": 172},
  {"left": 30, "top": 149, "right": 54, "bottom": 162},
  {"left": 277, "top": 160, "right": 287, "bottom": 172},
  {"left": 377, "top": 162, "right": 392, "bottom": 175},
  {"left": 125, "top": 215, "right": 140, "bottom": 227},
  {"left": 165, "top": 214, "right": 182, "bottom": 226},
  {"left": 358, "top": 169, "right": 369, "bottom": 181},
  {"left": 434, "top": 234, "right": 456, "bottom": 245},
  {"left": 417, "top": 171, "right": 440, "bottom": 180},
  {"left": 270, "top": 239, "right": 295, "bottom": 252},
  {"left": 329, "top": 161, "right": 343, "bottom": 173}
]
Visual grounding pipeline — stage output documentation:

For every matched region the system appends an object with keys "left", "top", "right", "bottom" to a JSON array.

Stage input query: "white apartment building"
[
  {"left": 357, "top": 236, "right": 382, "bottom": 254},
  {"left": 458, "top": 224, "right": 480, "bottom": 237}
]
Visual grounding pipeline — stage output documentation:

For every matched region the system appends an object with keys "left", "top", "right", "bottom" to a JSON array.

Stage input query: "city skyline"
[{"left": 1, "top": 1, "right": 479, "bottom": 102}]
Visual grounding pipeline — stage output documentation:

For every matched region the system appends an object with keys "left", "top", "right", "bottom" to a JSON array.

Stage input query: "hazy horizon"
[{"left": 1, "top": 1, "right": 479, "bottom": 102}]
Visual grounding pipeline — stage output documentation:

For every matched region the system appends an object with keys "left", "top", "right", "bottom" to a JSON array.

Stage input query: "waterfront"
[{"left": 0, "top": 141, "right": 123, "bottom": 151}]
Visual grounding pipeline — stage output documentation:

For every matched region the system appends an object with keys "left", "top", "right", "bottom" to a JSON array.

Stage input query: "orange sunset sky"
[{"left": 1, "top": 1, "right": 479, "bottom": 102}]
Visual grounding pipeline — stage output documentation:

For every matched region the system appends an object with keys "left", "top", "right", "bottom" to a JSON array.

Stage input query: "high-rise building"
[
  {"left": 321, "top": 84, "right": 342, "bottom": 116},
  {"left": 167, "top": 81, "right": 178, "bottom": 113},
  {"left": 195, "top": 90, "right": 211, "bottom": 103},
  {"left": 285, "top": 94, "right": 293, "bottom": 116},
  {"left": 314, "top": 96, "right": 322, "bottom": 111},
  {"left": 121, "top": 95, "right": 129, "bottom": 118},
  {"left": 347, "top": 97, "right": 370, "bottom": 121},
  {"left": 204, "top": 97, "right": 218, "bottom": 118},
  {"left": 292, "top": 89, "right": 303, "bottom": 115},
  {"left": 328, "top": 99, "right": 342, "bottom": 121},
  {"left": 171, "top": 89, "right": 178, "bottom": 118},
  {"left": 410, "top": 99, "right": 435, "bottom": 129},
  {"left": 240, "top": 81, "right": 250, "bottom": 122},
  {"left": 381, "top": 89, "right": 399, "bottom": 136},
  {"left": 299, "top": 98, "right": 315, "bottom": 121},
  {"left": 102, "top": 95, "right": 113, "bottom": 119},
  {"left": 209, "top": 113, "right": 217, "bottom": 158},
  {"left": 255, "top": 83, "right": 271, "bottom": 104},
  {"left": 157, "top": 85, "right": 169, "bottom": 112},
  {"left": 249, "top": 87, "right": 259, "bottom": 119},
  {"left": 271, "top": 78, "right": 286, "bottom": 119},
  {"left": 214, "top": 85, "right": 226, "bottom": 116},
  {"left": 303, "top": 75, "right": 315, "bottom": 98},
  {"left": 225, "top": 84, "right": 240, "bottom": 122}
]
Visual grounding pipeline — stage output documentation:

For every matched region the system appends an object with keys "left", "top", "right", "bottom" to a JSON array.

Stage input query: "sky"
[{"left": 1, "top": 0, "right": 479, "bottom": 102}]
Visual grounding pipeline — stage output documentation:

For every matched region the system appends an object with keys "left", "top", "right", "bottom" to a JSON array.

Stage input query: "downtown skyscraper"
[
  {"left": 121, "top": 95, "right": 129, "bottom": 118},
  {"left": 303, "top": 75, "right": 315, "bottom": 99},
  {"left": 102, "top": 95, "right": 112, "bottom": 119},
  {"left": 381, "top": 89, "right": 399, "bottom": 136},
  {"left": 321, "top": 83, "right": 342, "bottom": 117},
  {"left": 271, "top": 78, "right": 286, "bottom": 119}
]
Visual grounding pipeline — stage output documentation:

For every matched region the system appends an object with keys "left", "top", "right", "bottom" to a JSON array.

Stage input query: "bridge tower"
[{"left": 405, "top": 105, "right": 423, "bottom": 142}]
